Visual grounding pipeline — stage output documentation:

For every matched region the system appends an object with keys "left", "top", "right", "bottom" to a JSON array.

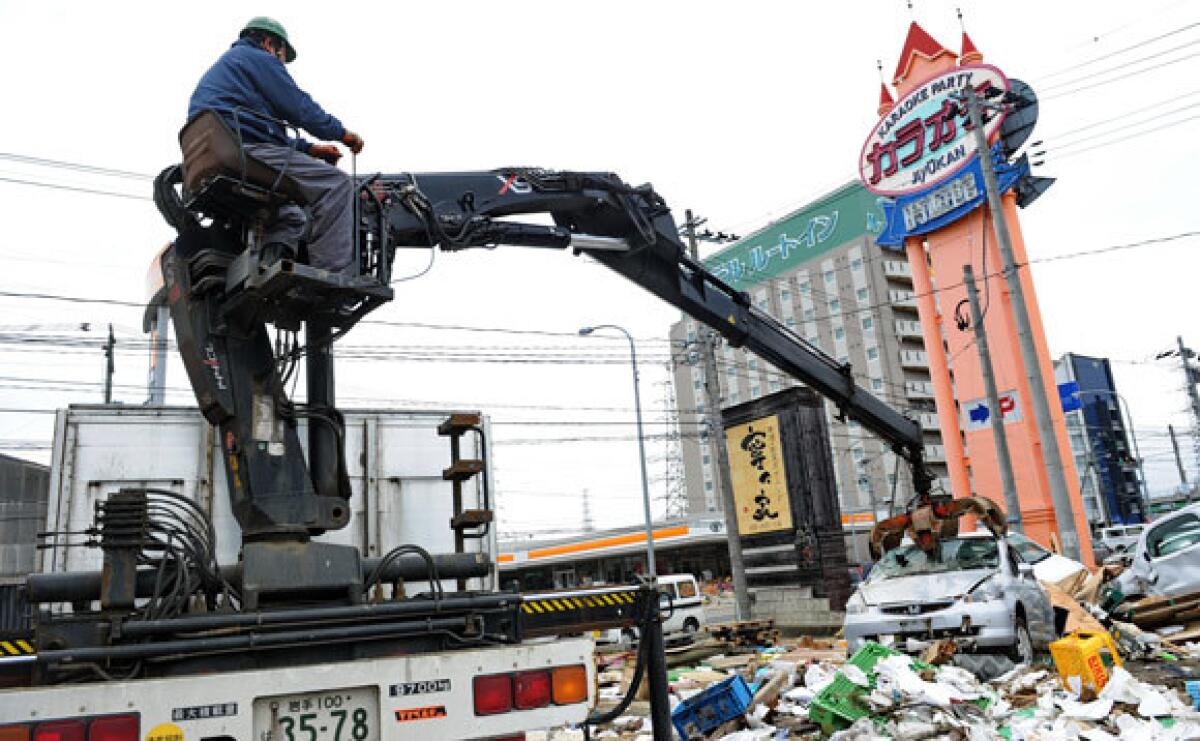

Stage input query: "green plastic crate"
[{"left": 809, "top": 642, "right": 933, "bottom": 736}]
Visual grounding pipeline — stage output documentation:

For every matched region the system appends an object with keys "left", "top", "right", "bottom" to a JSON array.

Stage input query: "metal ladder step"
[
  {"left": 450, "top": 509, "right": 494, "bottom": 530},
  {"left": 443, "top": 459, "right": 485, "bottom": 482}
]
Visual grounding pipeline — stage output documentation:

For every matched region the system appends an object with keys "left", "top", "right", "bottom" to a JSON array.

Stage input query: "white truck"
[{"left": 0, "top": 405, "right": 611, "bottom": 740}]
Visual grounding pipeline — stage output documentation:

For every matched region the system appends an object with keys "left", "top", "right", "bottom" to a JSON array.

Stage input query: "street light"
[{"left": 579, "top": 324, "right": 656, "bottom": 579}]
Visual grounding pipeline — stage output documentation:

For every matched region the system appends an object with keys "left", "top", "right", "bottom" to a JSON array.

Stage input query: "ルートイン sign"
[{"left": 860, "top": 64, "right": 1009, "bottom": 197}]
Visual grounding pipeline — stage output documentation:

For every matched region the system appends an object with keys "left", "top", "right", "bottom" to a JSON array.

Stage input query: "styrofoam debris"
[
  {"left": 842, "top": 663, "right": 870, "bottom": 687},
  {"left": 804, "top": 662, "right": 837, "bottom": 692},
  {"left": 782, "top": 685, "right": 814, "bottom": 704}
]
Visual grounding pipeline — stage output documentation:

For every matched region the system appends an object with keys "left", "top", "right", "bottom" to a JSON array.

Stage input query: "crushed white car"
[
  {"left": 1115, "top": 502, "right": 1200, "bottom": 599},
  {"left": 844, "top": 532, "right": 1055, "bottom": 664}
]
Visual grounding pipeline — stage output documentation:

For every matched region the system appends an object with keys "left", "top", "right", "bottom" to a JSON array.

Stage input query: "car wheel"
[
  {"left": 683, "top": 618, "right": 700, "bottom": 634},
  {"left": 1007, "top": 616, "right": 1035, "bottom": 665}
]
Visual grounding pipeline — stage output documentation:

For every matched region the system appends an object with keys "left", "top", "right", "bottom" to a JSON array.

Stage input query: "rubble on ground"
[{"left": 585, "top": 577, "right": 1200, "bottom": 739}]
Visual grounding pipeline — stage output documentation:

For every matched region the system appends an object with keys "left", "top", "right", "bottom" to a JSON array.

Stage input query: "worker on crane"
[{"left": 187, "top": 17, "right": 365, "bottom": 272}]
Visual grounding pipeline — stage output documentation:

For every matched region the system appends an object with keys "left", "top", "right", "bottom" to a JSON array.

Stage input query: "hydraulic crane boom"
[{"left": 364, "top": 168, "right": 932, "bottom": 492}]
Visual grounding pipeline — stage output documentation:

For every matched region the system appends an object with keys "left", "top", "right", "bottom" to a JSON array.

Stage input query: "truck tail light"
[
  {"left": 473, "top": 673, "right": 513, "bottom": 715},
  {"left": 513, "top": 670, "right": 551, "bottom": 710},
  {"left": 0, "top": 726, "right": 30, "bottom": 741},
  {"left": 551, "top": 665, "right": 588, "bottom": 705},
  {"left": 34, "top": 721, "right": 85, "bottom": 741},
  {"left": 88, "top": 716, "right": 138, "bottom": 741}
]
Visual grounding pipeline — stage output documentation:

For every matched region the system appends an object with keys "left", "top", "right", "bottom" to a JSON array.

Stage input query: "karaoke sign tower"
[{"left": 862, "top": 23, "right": 1094, "bottom": 562}]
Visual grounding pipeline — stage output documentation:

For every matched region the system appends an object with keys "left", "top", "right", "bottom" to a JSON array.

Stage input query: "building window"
[
  {"left": 702, "top": 454, "right": 710, "bottom": 465},
  {"left": 828, "top": 298, "right": 840, "bottom": 314},
  {"left": 694, "top": 378, "right": 703, "bottom": 389},
  {"left": 837, "top": 354, "right": 849, "bottom": 364},
  {"left": 824, "top": 269, "right": 836, "bottom": 284},
  {"left": 867, "top": 347, "right": 879, "bottom": 360},
  {"left": 851, "top": 257, "right": 864, "bottom": 271},
  {"left": 785, "top": 317, "right": 796, "bottom": 328},
  {"left": 834, "top": 326, "right": 845, "bottom": 340},
  {"left": 780, "top": 289, "right": 791, "bottom": 303},
  {"left": 799, "top": 281, "right": 811, "bottom": 295},
  {"left": 857, "top": 287, "right": 869, "bottom": 301},
  {"left": 705, "top": 481, "right": 714, "bottom": 491},
  {"left": 871, "top": 378, "right": 884, "bottom": 391},
  {"left": 803, "top": 308, "right": 816, "bottom": 321},
  {"left": 750, "top": 385, "right": 760, "bottom": 397},
  {"left": 861, "top": 316, "right": 874, "bottom": 331}
]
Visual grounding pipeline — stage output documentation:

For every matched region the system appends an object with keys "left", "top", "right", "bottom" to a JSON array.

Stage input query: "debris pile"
[{"left": 588, "top": 630, "right": 1200, "bottom": 739}]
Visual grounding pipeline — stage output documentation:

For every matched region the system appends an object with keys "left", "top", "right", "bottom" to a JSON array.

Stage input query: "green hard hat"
[{"left": 241, "top": 16, "right": 296, "bottom": 63}]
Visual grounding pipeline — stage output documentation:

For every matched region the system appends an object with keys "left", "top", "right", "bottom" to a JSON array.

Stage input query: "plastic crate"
[
  {"left": 846, "top": 640, "right": 905, "bottom": 673},
  {"left": 809, "top": 642, "right": 933, "bottom": 735},
  {"left": 1186, "top": 680, "right": 1200, "bottom": 710},
  {"left": 670, "top": 674, "right": 753, "bottom": 739},
  {"left": 1049, "top": 631, "right": 1122, "bottom": 699},
  {"left": 808, "top": 672, "right": 875, "bottom": 735}
]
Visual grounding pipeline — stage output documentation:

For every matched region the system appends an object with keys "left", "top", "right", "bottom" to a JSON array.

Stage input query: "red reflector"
[
  {"left": 88, "top": 716, "right": 138, "bottom": 741},
  {"left": 0, "top": 725, "right": 31, "bottom": 741},
  {"left": 33, "top": 720, "right": 84, "bottom": 741},
  {"left": 473, "top": 673, "right": 513, "bottom": 715},
  {"left": 513, "top": 670, "right": 551, "bottom": 709}
]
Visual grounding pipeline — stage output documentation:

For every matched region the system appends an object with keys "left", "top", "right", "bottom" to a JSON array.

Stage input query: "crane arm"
[{"left": 362, "top": 168, "right": 930, "bottom": 490}]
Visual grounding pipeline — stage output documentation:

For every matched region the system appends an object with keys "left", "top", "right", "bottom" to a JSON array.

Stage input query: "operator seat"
[{"left": 178, "top": 109, "right": 308, "bottom": 222}]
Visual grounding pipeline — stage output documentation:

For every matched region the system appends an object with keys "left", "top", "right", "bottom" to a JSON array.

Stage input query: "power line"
[
  {"left": 1045, "top": 101, "right": 1200, "bottom": 152},
  {"left": 1041, "top": 36, "right": 1200, "bottom": 92},
  {"left": 1042, "top": 48, "right": 1200, "bottom": 101},
  {"left": 1040, "top": 89, "right": 1200, "bottom": 141},
  {"left": 1038, "top": 19, "right": 1200, "bottom": 79},
  {"left": 0, "top": 153, "right": 154, "bottom": 180},
  {"left": 1046, "top": 114, "right": 1200, "bottom": 161},
  {"left": 0, "top": 175, "right": 149, "bottom": 201}
]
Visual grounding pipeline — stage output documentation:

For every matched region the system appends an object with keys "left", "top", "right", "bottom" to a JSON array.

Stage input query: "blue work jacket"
[{"left": 188, "top": 38, "right": 345, "bottom": 153}]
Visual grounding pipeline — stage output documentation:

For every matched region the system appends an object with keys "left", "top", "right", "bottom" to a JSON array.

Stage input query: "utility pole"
[
  {"left": 684, "top": 209, "right": 751, "bottom": 621},
  {"left": 1170, "top": 424, "right": 1189, "bottom": 485},
  {"left": 963, "top": 88, "right": 1082, "bottom": 560},
  {"left": 1177, "top": 336, "right": 1200, "bottom": 475},
  {"left": 103, "top": 323, "right": 115, "bottom": 404},
  {"left": 963, "top": 265, "right": 1022, "bottom": 532}
]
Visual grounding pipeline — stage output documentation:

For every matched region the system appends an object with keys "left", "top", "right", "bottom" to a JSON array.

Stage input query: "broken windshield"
[{"left": 871, "top": 537, "right": 1000, "bottom": 580}]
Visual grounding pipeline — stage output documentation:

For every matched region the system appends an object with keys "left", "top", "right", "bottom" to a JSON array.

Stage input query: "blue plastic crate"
[
  {"left": 670, "top": 674, "right": 753, "bottom": 739},
  {"left": 1187, "top": 680, "right": 1200, "bottom": 710}
]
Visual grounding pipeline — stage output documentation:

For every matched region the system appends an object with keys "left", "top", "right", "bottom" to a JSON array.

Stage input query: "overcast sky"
[{"left": 1, "top": 1, "right": 1197, "bottom": 536}]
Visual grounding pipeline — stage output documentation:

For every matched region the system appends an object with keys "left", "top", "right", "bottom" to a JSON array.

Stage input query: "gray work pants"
[{"left": 244, "top": 143, "right": 354, "bottom": 271}]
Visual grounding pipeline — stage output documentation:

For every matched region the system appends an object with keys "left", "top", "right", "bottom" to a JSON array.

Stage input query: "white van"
[
  {"left": 1099, "top": 523, "right": 1146, "bottom": 552},
  {"left": 596, "top": 573, "right": 706, "bottom": 647},
  {"left": 658, "top": 573, "right": 706, "bottom": 635}
]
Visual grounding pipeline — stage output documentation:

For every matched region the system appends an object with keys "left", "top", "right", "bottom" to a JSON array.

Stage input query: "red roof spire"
[
  {"left": 892, "top": 21, "right": 957, "bottom": 84},
  {"left": 878, "top": 83, "right": 895, "bottom": 116},
  {"left": 959, "top": 31, "right": 983, "bottom": 65}
]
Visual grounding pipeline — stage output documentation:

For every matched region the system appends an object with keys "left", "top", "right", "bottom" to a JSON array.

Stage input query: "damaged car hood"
[{"left": 858, "top": 569, "right": 993, "bottom": 606}]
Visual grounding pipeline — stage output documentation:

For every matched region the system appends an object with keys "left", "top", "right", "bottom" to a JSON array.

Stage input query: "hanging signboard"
[
  {"left": 860, "top": 64, "right": 1010, "bottom": 197},
  {"left": 725, "top": 414, "right": 794, "bottom": 536}
]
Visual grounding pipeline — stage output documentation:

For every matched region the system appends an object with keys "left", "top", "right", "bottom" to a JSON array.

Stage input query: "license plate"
[{"left": 253, "top": 685, "right": 379, "bottom": 741}]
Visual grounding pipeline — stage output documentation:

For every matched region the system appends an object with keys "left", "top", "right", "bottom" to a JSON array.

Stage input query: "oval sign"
[{"left": 859, "top": 64, "right": 1010, "bottom": 197}]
